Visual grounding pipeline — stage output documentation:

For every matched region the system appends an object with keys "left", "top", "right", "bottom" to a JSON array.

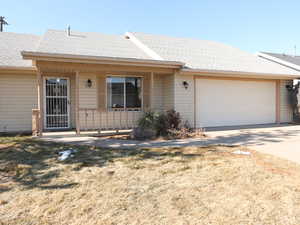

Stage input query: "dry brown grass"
[{"left": 1, "top": 136, "right": 300, "bottom": 224}]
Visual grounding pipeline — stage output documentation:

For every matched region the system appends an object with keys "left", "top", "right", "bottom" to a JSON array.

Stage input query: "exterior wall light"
[
  {"left": 182, "top": 81, "right": 189, "bottom": 89},
  {"left": 86, "top": 79, "right": 92, "bottom": 88}
]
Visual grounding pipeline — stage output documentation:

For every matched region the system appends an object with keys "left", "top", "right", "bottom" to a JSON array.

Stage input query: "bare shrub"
[
  {"left": 134, "top": 110, "right": 205, "bottom": 140},
  {"left": 165, "top": 109, "right": 181, "bottom": 130}
]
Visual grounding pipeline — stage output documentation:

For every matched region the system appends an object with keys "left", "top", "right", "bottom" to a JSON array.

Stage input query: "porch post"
[
  {"left": 37, "top": 71, "right": 43, "bottom": 136},
  {"left": 75, "top": 71, "right": 80, "bottom": 134},
  {"left": 150, "top": 72, "right": 154, "bottom": 110}
]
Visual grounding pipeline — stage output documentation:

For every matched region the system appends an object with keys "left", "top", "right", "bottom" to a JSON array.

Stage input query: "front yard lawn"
[{"left": 1, "top": 136, "right": 300, "bottom": 225}]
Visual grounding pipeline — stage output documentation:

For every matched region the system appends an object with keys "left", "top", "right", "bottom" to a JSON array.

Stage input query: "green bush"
[{"left": 137, "top": 111, "right": 159, "bottom": 130}]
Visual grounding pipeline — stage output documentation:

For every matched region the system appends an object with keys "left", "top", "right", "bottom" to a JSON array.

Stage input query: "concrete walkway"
[{"left": 40, "top": 124, "right": 300, "bottom": 164}]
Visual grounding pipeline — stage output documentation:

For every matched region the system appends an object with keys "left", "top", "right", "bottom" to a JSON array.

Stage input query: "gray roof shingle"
[
  {"left": 36, "top": 29, "right": 152, "bottom": 60},
  {"left": 0, "top": 32, "right": 40, "bottom": 67},
  {"left": 2, "top": 29, "right": 300, "bottom": 77},
  {"left": 129, "top": 32, "right": 300, "bottom": 76},
  {"left": 260, "top": 52, "right": 300, "bottom": 68}
]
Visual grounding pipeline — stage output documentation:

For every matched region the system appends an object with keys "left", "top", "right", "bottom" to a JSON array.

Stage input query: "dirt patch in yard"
[
  {"left": 1, "top": 136, "right": 300, "bottom": 224},
  {"left": 98, "top": 134, "right": 133, "bottom": 140},
  {"left": 0, "top": 144, "right": 14, "bottom": 150}
]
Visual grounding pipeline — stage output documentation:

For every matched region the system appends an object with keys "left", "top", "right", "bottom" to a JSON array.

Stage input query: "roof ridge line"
[{"left": 125, "top": 32, "right": 164, "bottom": 61}]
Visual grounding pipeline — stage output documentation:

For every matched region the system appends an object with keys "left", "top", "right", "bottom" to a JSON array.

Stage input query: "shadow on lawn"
[
  {"left": 1, "top": 125, "right": 299, "bottom": 193},
  {"left": 0, "top": 136, "right": 209, "bottom": 193},
  {"left": 0, "top": 138, "right": 83, "bottom": 192}
]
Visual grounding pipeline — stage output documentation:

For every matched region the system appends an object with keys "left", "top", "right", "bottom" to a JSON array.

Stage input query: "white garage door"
[{"left": 196, "top": 78, "right": 276, "bottom": 127}]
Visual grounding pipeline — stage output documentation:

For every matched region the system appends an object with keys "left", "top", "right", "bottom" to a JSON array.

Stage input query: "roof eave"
[
  {"left": 0, "top": 66, "right": 37, "bottom": 74},
  {"left": 0, "top": 65, "right": 36, "bottom": 70},
  {"left": 21, "top": 51, "right": 185, "bottom": 69},
  {"left": 181, "top": 68, "right": 300, "bottom": 79}
]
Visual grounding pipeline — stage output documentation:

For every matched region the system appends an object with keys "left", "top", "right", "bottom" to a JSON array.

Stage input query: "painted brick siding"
[
  {"left": 0, "top": 74, "right": 37, "bottom": 132},
  {"left": 280, "top": 80, "right": 293, "bottom": 123},
  {"left": 174, "top": 73, "right": 195, "bottom": 127}
]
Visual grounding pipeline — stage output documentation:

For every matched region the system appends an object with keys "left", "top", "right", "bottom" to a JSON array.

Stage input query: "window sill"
[{"left": 109, "top": 108, "right": 142, "bottom": 112}]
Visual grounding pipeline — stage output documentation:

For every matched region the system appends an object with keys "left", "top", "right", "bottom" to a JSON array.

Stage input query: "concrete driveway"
[
  {"left": 41, "top": 124, "right": 300, "bottom": 164},
  {"left": 206, "top": 124, "right": 300, "bottom": 163}
]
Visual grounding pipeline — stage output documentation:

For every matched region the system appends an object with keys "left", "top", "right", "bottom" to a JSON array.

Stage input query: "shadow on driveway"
[{"left": 40, "top": 125, "right": 300, "bottom": 149}]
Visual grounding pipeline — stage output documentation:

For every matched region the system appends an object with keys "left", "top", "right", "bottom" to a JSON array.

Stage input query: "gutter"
[
  {"left": 0, "top": 66, "right": 36, "bottom": 70},
  {"left": 21, "top": 51, "right": 185, "bottom": 69},
  {"left": 19, "top": 51, "right": 300, "bottom": 78},
  {"left": 0, "top": 66, "right": 37, "bottom": 73}
]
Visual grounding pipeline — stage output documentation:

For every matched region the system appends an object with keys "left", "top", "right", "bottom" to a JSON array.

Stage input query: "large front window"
[{"left": 107, "top": 76, "right": 142, "bottom": 110}]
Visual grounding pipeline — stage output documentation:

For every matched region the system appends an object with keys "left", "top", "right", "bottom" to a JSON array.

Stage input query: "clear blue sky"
[{"left": 2, "top": 0, "right": 300, "bottom": 54}]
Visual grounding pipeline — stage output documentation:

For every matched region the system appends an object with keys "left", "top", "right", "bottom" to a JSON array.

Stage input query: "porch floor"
[{"left": 42, "top": 129, "right": 132, "bottom": 137}]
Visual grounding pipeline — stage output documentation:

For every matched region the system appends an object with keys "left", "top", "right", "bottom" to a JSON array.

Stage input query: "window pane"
[
  {"left": 107, "top": 77, "right": 125, "bottom": 108},
  {"left": 125, "top": 77, "right": 141, "bottom": 108}
]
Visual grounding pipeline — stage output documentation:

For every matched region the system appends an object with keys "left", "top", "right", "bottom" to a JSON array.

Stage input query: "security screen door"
[{"left": 44, "top": 78, "right": 70, "bottom": 129}]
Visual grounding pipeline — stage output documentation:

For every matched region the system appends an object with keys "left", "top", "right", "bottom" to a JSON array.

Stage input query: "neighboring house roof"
[
  {"left": 258, "top": 52, "right": 300, "bottom": 71},
  {"left": 126, "top": 32, "right": 300, "bottom": 76},
  {"left": 0, "top": 32, "right": 40, "bottom": 68}
]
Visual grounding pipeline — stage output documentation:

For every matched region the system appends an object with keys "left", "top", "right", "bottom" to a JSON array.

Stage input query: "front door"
[{"left": 44, "top": 77, "right": 70, "bottom": 129}]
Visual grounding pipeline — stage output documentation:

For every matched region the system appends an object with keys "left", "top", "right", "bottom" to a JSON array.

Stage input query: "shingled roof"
[
  {"left": 258, "top": 52, "right": 300, "bottom": 71},
  {"left": 36, "top": 29, "right": 152, "bottom": 60},
  {"left": 0, "top": 32, "right": 40, "bottom": 68},
  {"left": 127, "top": 32, "right": 300, "bottom": 76},
  {"left": 1, "top": 29, "right": 300, "bottom": 77}
]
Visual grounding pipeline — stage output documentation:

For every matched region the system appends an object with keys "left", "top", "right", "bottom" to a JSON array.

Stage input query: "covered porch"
[{"left": 32, "top": 60, "right": 177, "bottom": 136}]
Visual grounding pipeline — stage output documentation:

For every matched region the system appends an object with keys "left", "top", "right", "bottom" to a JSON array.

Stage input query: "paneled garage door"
[{"left": 195, "top": 78, "right": 276, "bottom": 127}]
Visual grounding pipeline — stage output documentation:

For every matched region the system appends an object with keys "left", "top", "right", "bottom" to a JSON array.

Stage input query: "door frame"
[{"left": 43, "top": 76, "right": 71, "bottom": 129}]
